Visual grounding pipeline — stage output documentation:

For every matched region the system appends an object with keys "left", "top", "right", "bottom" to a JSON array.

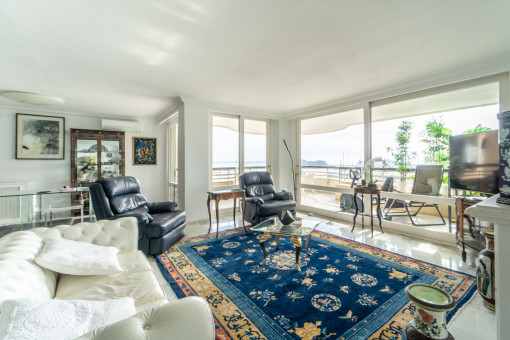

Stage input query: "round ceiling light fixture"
[{"left": 0, "top": 91, "right": 64, "bottom": 106}]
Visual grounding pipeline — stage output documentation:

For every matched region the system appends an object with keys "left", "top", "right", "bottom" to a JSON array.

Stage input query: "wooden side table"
[
  {"left": 351, "top": 186, "right": 383, "bottom": 237},
  {"left": 207, "top": 189, "right": 247, "bottom": 238}
]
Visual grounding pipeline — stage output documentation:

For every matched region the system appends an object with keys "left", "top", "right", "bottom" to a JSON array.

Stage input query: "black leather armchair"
[
  {"left": 239, "top": 171, "right": 296, "bottom": 225},
  {"left": 90, "top": 176, "right": 185, "bottom": 255}
]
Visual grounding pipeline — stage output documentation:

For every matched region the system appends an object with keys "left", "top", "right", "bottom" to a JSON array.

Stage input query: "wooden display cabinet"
[{"left": 70, "top": 129, "right": 125, "bottom": 216}]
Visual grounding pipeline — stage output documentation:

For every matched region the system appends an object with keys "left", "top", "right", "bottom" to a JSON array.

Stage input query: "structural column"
[{"left": 466, "top": 195, "right": 510, "bottom": 340}]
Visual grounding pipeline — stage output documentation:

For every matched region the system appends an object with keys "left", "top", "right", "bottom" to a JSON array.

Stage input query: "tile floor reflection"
[{"left": 149, "top": 213, "right": 495, "bottom": 340}]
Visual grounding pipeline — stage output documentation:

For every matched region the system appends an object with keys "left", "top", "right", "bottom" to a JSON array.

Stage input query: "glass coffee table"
[{"left": 251, "top": 217, "right": 321, "bottom": 271}]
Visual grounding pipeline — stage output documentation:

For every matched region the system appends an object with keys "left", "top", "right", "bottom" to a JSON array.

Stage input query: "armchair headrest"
[
  {"left": 239, "top": 171, "right": 274, "bottom": 189},
  {"left": 98, "top": 176, "right": 141, "bottom": 198}
]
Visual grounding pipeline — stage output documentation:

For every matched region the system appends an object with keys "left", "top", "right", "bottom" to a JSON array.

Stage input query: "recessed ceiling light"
[{"left": 0, "top": 91, "right": 64, "bottom": 106}]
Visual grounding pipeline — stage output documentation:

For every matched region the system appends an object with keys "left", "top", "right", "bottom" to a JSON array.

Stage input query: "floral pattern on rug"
[{"left": 157, "top": 228, "right": 475, "bottom": 340}]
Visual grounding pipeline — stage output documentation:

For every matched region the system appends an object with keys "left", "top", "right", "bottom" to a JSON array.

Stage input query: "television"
[{"left": 449, "top": 130, "right": 499, "bottom": 194}]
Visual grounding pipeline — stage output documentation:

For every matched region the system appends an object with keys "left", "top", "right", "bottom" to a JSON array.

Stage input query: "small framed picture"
[
  {"left": 133, "top": 137, "right": 157, "bottom": 165},
  {"left": 16, "top": 113, "right": 65, "bottom": 159}
]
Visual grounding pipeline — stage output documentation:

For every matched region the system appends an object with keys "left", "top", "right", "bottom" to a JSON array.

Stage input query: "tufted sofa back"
[
  {"left": 239, "top": 171, "right": 276, "bottom": 201},
  {"left": 0, "top": 217, "right": 138, "bottom": 304}
]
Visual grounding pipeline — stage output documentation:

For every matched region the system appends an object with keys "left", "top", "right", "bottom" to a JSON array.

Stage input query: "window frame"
[{"left": 210, "top": 112, "right": 271, "bottom": 190}]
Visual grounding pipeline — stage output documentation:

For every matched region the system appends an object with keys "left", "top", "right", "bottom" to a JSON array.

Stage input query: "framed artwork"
[
  {"left": 133, "top": 137, "right": 157, "bottom": 165},
  {"left": 16, "top": 113, "right": 65, "bottom": 159}
]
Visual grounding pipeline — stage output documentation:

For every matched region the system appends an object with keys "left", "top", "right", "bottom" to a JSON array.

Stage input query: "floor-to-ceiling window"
[
  {"left": 299, "top": 106, "right": 365, "bottom": 213},
  {"left": 371, "top": 81, "right": 500, "bottom": 189},
  {"left": 297, "top": 75, "right": 503, "bottom": 233},
  {"left": 370, "top": 80, "right": 500, "bottom": 232},
  {"left": 211, "top": 113, "right": 270, "bottom": 189}
]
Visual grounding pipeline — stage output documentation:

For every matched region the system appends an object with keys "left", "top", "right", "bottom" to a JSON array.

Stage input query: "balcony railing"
[
  {"left": 212, "top": 166, "right": 267, "bottom": 186},
  {"left": 301, "top": 165, "right": 450, "bottom": 193}
]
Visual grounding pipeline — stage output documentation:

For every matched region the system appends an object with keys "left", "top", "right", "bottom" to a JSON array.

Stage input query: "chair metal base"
[{"left": 383, "top": 201, "right": 446, "bottom": 227}]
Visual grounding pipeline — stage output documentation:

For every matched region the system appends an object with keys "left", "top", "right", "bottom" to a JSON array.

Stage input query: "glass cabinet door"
[
  {"left": 101, "top": 139, "right": 123, "bottom": 179},
  {"left": 75, "top": 138, "right": 99, "bottom": 185}
]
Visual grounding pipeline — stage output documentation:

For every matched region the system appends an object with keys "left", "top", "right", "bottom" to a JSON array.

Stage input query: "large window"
[
  {"left": 299, "top": 107, "right": 364, "bottom": 211},
  {"left": 212, "top": 115, "right": 239, "bottom": 186},
  {"left": 297, "top": 76, "right": 503, "bottom": 234},
  {"left": 212, "top": 114, "right": 269, "bottom": 188},
  {"left": 371, "top": 82, "right": 500, "bottom": 192}
]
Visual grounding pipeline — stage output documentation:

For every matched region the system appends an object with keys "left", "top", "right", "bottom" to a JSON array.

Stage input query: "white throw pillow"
[
  {"left": 0, "top": 297, "right": 136, "bottom": 340},
  {"left": 35, "top": 238, "right": 123, "bottom": 275}
]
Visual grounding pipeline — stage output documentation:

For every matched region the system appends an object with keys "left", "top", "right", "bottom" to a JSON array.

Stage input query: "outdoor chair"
[{"left": 383, "top": 165, "right": 446, "bottom": 226}]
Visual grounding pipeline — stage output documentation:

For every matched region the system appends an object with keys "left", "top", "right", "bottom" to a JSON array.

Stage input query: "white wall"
[{"left": 0, "top": 106, "right": 167, "bottom": 206}]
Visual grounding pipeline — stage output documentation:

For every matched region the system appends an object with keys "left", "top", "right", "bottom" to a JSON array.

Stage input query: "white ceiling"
[{"left": 1, "top": 1, "right": 510, "bottom": 120}]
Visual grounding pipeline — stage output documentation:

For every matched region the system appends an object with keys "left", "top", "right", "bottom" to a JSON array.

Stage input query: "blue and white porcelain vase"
[{"left": 497, "top": 111, "right": 510, "bottom": 205}]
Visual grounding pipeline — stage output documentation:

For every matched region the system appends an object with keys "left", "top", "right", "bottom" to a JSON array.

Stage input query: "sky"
[
  {"left": 301, "top": 105, "right": 500, "bottom": 167},
  {"left": 211, "top": 105, "right": 500, "bottom": 169}
]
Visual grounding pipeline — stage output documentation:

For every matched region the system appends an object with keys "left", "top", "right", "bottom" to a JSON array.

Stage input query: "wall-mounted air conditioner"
[{"left": 101, "top": 119, "right": 141, "bottom": 133}]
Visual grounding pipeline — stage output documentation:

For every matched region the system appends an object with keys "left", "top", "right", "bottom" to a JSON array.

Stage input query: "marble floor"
[{"left": 148, "top": 213, "right": 495, "bottom": 340}]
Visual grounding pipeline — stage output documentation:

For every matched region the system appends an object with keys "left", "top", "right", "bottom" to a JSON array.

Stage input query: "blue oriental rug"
[{"left": 156, "top": 228, "right": 475, "bottom": 340}]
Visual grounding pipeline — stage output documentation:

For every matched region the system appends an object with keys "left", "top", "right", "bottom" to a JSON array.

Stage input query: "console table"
[
  {"left": 0, "top": 187, "right": 91, "bottom": 227},
  {"left": 351, "top": 186, "right": 383, "bottom": 237},
  {"left": 207, "top": 189, "right": 247, "bottom": 238}
]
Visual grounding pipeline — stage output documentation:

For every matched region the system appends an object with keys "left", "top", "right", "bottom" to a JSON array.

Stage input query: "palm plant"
[
  {"left": 463, "top": 124, "right": 491, "bottom": 135},
  {"left": 422, "top": 119, "right": 452, "bottom": 167}
]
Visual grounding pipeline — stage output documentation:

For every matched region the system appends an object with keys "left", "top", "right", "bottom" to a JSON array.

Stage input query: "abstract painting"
[
  {"left": 133, "top": 137, "right": 157, "bottom": 165},
  {"left": 16, "top": 113, "right": 65, "bottom": 159}
]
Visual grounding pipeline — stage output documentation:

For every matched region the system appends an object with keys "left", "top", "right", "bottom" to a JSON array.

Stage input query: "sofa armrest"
[
  {"left": 274, "top": 191, "right": 293, "bottom": 201},
  {"left": 148, "top": 201, "right": 178, "bottom": 214},
  {"left": 31, "top": 217, "right": 139, "bottom": 254},
  {"left": 75, "top": 297, "right": 215, "bottom": 340}
]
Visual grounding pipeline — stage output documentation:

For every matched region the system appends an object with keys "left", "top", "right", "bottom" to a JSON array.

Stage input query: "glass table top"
[
  {"left": 207, "top": 189, "right": 244, "bottom": 194},
  {"left": 251, "top": 217, "right": 321, "bottom": 237},
  {"left": 0, "top": 187, "right": 89, "bottom": 198}
]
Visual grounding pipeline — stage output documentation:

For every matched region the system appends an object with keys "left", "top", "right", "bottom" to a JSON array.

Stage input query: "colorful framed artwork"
[
  {"left": 133, "top": 137, "right": 157, "bottom": 165},
  {"left": 16, "top": 113, "right": 65, "bottom": 160}
]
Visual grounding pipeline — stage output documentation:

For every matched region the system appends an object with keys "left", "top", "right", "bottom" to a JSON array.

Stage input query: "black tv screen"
[{"left": 449, "top": 130, "right": 499, "bottom": 194}]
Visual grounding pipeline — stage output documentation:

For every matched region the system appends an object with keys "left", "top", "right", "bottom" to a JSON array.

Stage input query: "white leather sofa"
[{"left": 0, "top": 217, "right": 215, "bottom": 340}]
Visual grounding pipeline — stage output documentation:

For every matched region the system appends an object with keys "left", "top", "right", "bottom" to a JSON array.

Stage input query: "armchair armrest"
[
  {"left": 274, "top": 191, "right": 293, "bottom": 201},
  {"left": 246, "top": 197, "right": 264, "bottom": 205},
  {"left": 111, "top": 209, "right": 153, "bottom": 224},
  {"left": 76, "top": 297, "right": 215, "bottom": 340},
  {"left": 148, "top": 201, "right": 178, "bottom": 214}
]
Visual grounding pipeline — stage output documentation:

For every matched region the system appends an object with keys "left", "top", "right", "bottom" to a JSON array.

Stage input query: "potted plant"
[
  {"left": 393, "top": 121, "right": 416, "bottom": 187},
  {"left": 362, "top": 159, "right": 378, "bottom": 187}
]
